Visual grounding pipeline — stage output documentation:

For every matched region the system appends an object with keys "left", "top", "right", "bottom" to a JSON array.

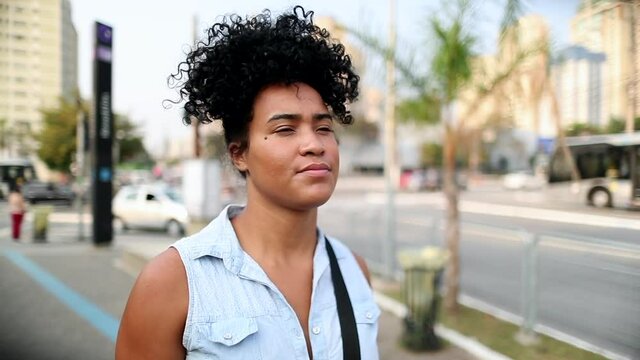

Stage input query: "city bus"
[
  {"left": 0, "top": 158, "right": 37, "bottom": 199},
  {"left": 547, "top": 132, "right": 640, "bottom": 209}
]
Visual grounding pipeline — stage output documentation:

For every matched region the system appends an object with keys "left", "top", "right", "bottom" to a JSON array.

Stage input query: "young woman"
[{"left": 116, "top": 6, "right": 380, "bottom": 359}]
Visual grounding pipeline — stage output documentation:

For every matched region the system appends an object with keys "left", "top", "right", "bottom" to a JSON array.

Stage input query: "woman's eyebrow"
[{"left": 267, "top": 113, "right": 333, "bottom": 122}]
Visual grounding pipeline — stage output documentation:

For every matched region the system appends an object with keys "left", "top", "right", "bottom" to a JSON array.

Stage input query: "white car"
[
  {"left": 502, "top": 171, "right": 546, "bottom": 190},
  {"left": 113, "top": 184, "right": 189, "bottom": 236}
]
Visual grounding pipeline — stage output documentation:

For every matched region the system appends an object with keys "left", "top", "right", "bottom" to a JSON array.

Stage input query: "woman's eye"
[{"left": 275, "top": 127, "right": 294, "bottom": 134}]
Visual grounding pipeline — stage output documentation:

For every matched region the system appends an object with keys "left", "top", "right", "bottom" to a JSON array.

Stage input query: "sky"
[{"left": 69, "top": 0, "right": 580, "bottom": 157}]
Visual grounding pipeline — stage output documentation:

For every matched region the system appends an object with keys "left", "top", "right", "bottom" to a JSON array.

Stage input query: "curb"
[{"left": 373, "top": 291, "right": 512, "bottom": 360}]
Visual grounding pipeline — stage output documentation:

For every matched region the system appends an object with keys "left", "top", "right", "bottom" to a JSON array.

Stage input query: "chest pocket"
[
  {"left": 190, "top": 318, "right": 262, "bottom": 360},
  {"left": 355, "top": 301, "right": 381, "bottom": 360}
]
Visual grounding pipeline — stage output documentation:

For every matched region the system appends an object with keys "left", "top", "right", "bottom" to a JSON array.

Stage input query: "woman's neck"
[{"left": 231, "top": 200, "right": 319, "bottom": 266}]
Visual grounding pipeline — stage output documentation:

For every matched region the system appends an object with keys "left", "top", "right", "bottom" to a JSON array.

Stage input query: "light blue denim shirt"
[{"left": 171, "top": 205, "right": 380, "bottom": 360}]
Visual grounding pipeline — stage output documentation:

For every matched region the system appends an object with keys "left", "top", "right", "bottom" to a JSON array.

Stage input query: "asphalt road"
[{"left": 318, "top": 188, "right": 640, "bottom": 360}]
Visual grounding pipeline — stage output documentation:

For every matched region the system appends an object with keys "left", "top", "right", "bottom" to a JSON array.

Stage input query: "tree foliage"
[
  {"left": 396, "top": 93, "right": 441, "bottom": 124},
  {"left": 36, "top": 99, "right": 152, "bottom": 174},
  {"left": 604, "top": 117, "right": 640, "bottom": 134},
  {"left": 431, "top": 10, "right": 475, "bottom": 102},
  {"left": 115, "top": 114, "right": 153, "bottom": 167},
  {"left": 420, "top": 143, "right": 443, "bottom": 167},
  {"left": 564, "top": 117, "right": 640, "bottom": 136},
  {"left": 37, "top": 99, "right": 79, "bottom": 173}
]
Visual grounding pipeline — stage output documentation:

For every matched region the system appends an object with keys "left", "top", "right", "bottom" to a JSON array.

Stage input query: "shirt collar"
[
  {"left": 189, "top": 205, "right": 246, "bottom": 273},
  {"left": 188, "top": 205, "right": 347, "bottom": 273}
]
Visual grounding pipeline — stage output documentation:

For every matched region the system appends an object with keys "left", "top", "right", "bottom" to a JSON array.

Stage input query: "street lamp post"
[{"left": 383, "top": 0, "right": 399, "bottom": 279}]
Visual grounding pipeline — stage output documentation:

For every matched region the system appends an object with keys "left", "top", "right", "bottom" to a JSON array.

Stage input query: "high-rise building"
[
  {"left": 460, "top": 15, "right": 553, "bottom": 135},
  {"left": 552, "top": 45, "right": 607, "bottom": 127},
  {"left": 0, "top": 0, "right": 78, "bottom": 157},
  {"left": 571, "top": 0, "right": 635, "bottom": 123}
]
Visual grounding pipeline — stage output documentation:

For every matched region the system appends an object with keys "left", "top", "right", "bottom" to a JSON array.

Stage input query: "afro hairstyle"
[{"left": 169, "top": 5, "right": 360, "bottom": 148}]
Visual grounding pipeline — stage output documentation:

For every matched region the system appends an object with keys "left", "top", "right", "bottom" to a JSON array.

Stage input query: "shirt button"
[
  {"left": 366, "top": 312, "right": 373, "bottom": 319},
  {"left": 312, "top": 326, "right": 321, "bottom": 335},
  {"left": 223, "top": 333, "right": 233, "bottom": 340}
]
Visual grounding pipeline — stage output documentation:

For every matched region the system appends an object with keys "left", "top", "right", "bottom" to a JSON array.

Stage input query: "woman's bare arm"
[{"left": 116, "top": 248, "right": 188, "bottom": 360}]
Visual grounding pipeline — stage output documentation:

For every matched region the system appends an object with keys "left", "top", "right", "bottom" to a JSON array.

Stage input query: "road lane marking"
[
  {"left": 1, "top": 250, "right": 119, "bottom": 343},
  {"left": 364, "top": 192, "right": 640, "bottom": 231},
  {"left": 417, "top": 222, "right": 640, "bottom": 260},
  {"left": 540, "top": 237, "right": 640, "bottom": 261}
]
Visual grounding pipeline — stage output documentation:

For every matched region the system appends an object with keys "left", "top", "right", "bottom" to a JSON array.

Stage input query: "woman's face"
[{"left": 231, "top": 82, "right": 339, "bottom": 211}]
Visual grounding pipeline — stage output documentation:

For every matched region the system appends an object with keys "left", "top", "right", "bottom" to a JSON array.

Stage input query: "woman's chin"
[{"left": 290, "top": 189, "right": 334, "bottom": 210}]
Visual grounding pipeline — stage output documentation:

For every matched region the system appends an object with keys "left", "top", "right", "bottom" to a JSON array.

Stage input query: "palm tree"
[
  {"left": 429, "top": 2, "right": 475, "bottom": 312},
  {"left": 344, "top": 0, "right": 541, "bottom": 312}
]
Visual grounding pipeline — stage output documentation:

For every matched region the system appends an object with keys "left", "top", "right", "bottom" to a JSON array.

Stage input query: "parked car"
[
  {"left": 22, "top": 181, "right": 75, "bottom": 206},
  {"left": 112, "top": 184, "right": 189, "bottom": 236},
  {"left": 502, "top": 171, "right": 545, "bottom": 190}
]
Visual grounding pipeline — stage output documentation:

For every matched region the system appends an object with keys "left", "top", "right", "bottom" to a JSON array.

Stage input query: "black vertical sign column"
[{"left": 92, "top": 22, "right": 113, "bottom": 245}]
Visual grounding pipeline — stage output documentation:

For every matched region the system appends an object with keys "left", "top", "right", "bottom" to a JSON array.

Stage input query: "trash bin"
[
  {"left": 32, "top": 205, "right": 53, "bottom": 242},
  {"left": 397, "top": 246, "right": 449, "bottom": 351}
]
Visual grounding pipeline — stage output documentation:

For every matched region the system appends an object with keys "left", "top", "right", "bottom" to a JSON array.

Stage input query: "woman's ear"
[{"left": 228, "top": 142, "right": 248, "bottom": 173}]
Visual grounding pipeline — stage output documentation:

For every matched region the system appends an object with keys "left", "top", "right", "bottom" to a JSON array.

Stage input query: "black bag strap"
[{"left": 325, "top": 237, "right": 361, "bottom": 360}]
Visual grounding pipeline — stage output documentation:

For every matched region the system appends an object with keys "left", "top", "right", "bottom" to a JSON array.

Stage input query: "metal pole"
[
  {"left": 76, "top": 110, "right": 84, "bottom": 241},
  {"left": 383, "top": 0, "right": 398, "bottom": 279},
  {"left": 517, "top": 231, "right": 539, "bottom": 345}
]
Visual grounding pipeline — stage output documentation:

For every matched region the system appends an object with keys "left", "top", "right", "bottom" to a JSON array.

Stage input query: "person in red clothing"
[{"left": 8, "top": 184, "right": 27, "bottom": 240}]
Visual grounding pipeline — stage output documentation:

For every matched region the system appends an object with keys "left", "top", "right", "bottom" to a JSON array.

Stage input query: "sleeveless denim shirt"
[{"left": 171, "top": 205, "right": 380, "bottom": 360}]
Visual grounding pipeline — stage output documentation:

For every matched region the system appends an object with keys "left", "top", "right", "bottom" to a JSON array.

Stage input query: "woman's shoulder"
[
  {"left": 140, "top": 248, "right": 187, "bottom": 287},
  {"left": 130, "top": 248, "right": 188, "bottom": 316},
  {"left": 116, "top": 248, "right": 188, "bottom": 358}
]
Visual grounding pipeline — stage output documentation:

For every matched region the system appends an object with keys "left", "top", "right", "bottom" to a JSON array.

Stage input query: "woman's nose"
[{"left": 299, "top": 129, "right": 325, "bottom": 156}]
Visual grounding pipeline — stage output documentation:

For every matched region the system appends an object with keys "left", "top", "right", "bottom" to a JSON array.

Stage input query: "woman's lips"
[{"left": 299, "top": 163, "right": 331, "bottom": 176}]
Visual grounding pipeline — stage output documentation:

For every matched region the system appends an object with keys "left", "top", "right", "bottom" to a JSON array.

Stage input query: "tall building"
[
  {"left": 460, "top": 15, "right": 553, "bottom": 135},
  {"left": 570, "top": 0, "right": 635, "bottom": 123},
  {"left": 457, "top": 15, "right": 555, "bottom": 172},
  {"left": 0, "top": 0, "right": 78, "bottom": 157},
  {"left": 552, "top": 45, "right": 607, "bottom": 127}
]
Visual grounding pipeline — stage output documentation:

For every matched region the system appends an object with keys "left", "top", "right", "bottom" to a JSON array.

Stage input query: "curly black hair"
[{"left": 169, "top": 6, "right": 359, "bottom": 149}]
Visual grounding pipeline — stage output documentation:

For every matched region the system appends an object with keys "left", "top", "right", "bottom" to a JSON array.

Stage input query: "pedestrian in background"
[
  {"left": 8, "top": 184, "right": 26, "bottom": 240},
  {"left": 116, "top": 6, "right": 379, "bottom": 359}
]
